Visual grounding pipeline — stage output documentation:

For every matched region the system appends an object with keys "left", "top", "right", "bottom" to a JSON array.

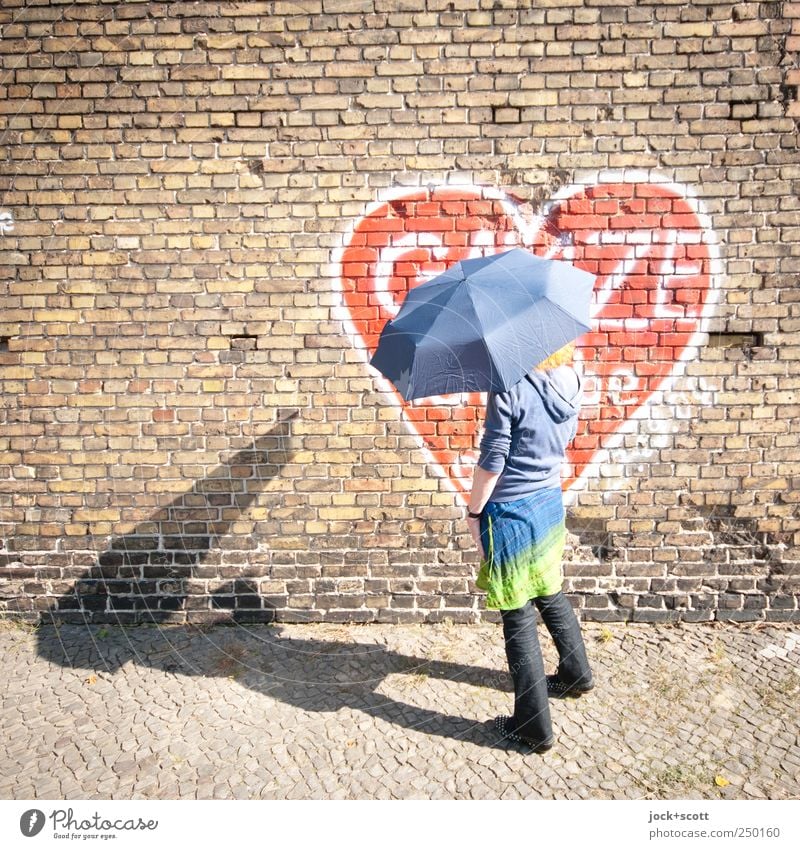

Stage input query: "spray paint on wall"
[{"left": 333, "top": 172, "right": 721, "bottom": 504}]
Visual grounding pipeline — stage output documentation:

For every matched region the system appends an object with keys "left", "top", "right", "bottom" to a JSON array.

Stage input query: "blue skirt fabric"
[{"left": 475, "top": 486, "right": 566, "bottom": 610}]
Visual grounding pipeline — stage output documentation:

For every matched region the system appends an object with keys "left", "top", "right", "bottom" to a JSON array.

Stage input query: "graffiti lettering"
[
  {"left": 0, "top": 210, "right": 14, "bottom": 235},
  {"left": 333, "top": 174, "right": 720, "bottom": 499}
]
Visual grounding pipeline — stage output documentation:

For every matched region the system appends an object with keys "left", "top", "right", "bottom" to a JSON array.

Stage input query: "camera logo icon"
[{"left": 20, "top": 810, "right": 46, "bottom": 837}]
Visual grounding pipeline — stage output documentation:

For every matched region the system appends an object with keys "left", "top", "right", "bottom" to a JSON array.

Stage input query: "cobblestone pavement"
[{"left": 1, "top": 619, "right": 798, "bottom": 800}]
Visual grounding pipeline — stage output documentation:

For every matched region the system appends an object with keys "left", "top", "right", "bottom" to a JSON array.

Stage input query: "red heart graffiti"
[{"left": 334, "top": 180, "right": 717, "bottom": 497}]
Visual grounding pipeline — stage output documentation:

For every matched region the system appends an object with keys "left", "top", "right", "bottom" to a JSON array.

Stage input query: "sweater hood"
[{"left": 523, "top": 365, "right": 582, "bottom": 424}]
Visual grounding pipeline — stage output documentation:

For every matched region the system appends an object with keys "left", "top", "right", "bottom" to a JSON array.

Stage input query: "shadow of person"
[
  {"left": 34, "top": 409, "right": 514, "bottom": 752},
  {"left": 52, "top": 410, "right": 300, "bottom": 624},
  {"left": 36, "top": 616, "right": 512, "bottom": 751}
]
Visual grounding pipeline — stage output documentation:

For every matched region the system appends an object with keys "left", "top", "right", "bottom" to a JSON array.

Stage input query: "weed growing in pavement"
[
  {"left": 695, "top": 637, "right": 739, "bottom": 692},
  {"left": 0, "top": 616, "right": 39, "bottom": 635},
  {"left": 754, "top": 670, "right": 800, "bottom": 711},
  {"left": 210, "top": 641, "right": 247, "bottom": 679},
  {"left": 650, "top": 663, "right": 692, "bottom": 704},
  {"left": 596, "top": 626, "right": 614, "bottom": 643},
  {"left": 634, "top": 761, "right": 712, "bottom": 798}
]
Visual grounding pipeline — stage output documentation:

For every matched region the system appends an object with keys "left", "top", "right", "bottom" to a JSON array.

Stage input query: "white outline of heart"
[{"left": 331, "top": 169, "right": 722, "bottom": 507}]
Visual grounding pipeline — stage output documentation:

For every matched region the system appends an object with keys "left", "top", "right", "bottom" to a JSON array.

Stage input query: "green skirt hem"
[{"left": 476, "top": 520, "right": 566, "bottom": 610}]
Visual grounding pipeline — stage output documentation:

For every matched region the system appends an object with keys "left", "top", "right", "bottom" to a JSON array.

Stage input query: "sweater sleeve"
[{"left": 477, "top": 389, "right": 514, "bottom": 473}]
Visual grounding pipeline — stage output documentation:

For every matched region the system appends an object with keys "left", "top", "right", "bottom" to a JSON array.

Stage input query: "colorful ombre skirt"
[{"left": 475, "top": 486, "right": 566, "bottom": 610}]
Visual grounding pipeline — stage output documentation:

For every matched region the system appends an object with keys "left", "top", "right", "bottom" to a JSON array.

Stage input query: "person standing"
[{"left": 465, "top": 342, "right": 594, "bottom": 753}]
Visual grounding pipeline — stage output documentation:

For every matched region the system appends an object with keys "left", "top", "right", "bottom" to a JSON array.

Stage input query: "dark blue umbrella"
[{"left": 368, "top": 247, "right": 595, "bottom": 401}]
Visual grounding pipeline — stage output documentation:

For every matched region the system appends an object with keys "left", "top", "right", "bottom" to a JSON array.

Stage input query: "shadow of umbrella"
[{"left": 35, "top": 409, "right": 516, "bottom": 752}]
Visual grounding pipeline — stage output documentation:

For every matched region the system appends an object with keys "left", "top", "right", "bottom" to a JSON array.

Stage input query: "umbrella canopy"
[{"left": 368, "top": 247, "right": 595, "bottom": 401}]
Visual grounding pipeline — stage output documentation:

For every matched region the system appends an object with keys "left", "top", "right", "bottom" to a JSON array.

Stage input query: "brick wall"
[{"left": 0, "top": 0, "right": 798, "bottom": 625}]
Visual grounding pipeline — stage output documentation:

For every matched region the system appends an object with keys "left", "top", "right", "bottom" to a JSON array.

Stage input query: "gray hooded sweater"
[{"left": 476, "top": 365, "right": 582, "bottom": 502}]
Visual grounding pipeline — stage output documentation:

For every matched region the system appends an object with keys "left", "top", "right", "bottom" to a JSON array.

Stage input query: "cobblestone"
[{"left": 0, "top": 621, "right": 798, "bottom": 800}]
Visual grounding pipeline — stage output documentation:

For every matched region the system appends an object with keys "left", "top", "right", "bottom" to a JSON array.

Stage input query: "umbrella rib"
[
  {"left": 394, "top": 281, "right": 461, "bottom": 331},
  {"left": 541, "top": 297, "right": 592, "bottom": 336},
  {"left": 463, "top": 280, "right": 497, "bottom": 391}
]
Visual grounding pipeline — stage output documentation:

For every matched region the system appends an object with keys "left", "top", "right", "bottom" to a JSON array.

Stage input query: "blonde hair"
[{"left": 533, "top": 342, "right": 575, "bottom": 371}]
